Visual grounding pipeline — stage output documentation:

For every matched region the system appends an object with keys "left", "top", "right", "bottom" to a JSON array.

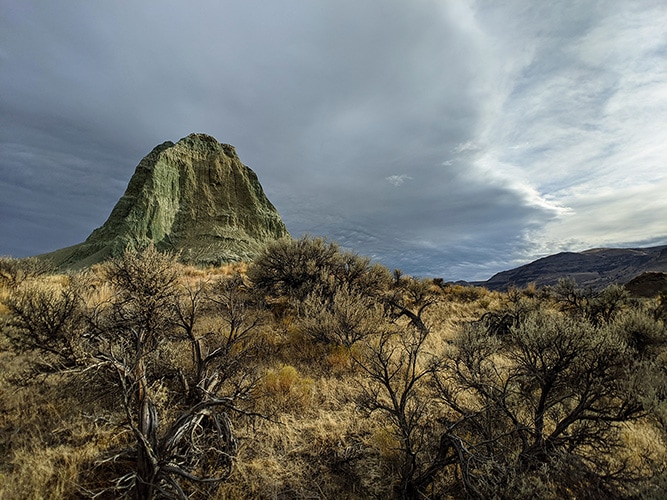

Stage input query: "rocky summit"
[{"left": 42, "top": 133, "right": 290, "bottom": 268}]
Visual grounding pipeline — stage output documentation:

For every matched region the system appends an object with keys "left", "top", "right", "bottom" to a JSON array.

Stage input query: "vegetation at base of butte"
[{"left": 1, "top": 237, "right": 666, "bottom": 499}]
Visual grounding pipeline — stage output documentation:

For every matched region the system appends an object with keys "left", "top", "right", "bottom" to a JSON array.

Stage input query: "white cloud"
[
  {"left": 460, "top": 0, "right": 667, "bottom": 262},
  {"left": 385, "top": 174, "right": 413, "bottom": 187},
  {"left": 451, "top": 141, "right": 480, "bottom": 154}
]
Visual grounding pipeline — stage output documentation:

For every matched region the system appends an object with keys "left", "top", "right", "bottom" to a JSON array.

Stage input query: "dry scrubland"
[{"left": 1, "top": 237, "right": 666, "bottom": 499}]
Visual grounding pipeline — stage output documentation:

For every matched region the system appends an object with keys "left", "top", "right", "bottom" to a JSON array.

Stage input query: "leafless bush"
[
  {"left": 87, "top": 246, "right": 255, "bottom": 499},
  {"left": 386, "top": 275, "right": 438, "bottom": 335},
  {"left": 2, "top": 277, "right": 84, "bottom": 369},
  {"left": 0, "top": 256, "right": 54, "bottom": 289},
  {"left": 354, "top": 321, "right": 443, "bottom": 499},
  {"left": 476, "top": 287, "right": 540, "bottom": 337},
  {"left": 175, "top": 273, "right": 264, "bottom": 403}
]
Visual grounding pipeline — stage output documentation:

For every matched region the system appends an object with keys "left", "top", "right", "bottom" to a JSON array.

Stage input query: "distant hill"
[
  {"left": 39, "top": 133, "right": 290, "bottom": 269},
  {"left": 476, "top": 245, "right": 667, "bottom": 291}
]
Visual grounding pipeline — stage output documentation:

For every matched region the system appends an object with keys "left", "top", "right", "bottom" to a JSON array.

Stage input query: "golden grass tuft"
[
  {"left": 261, "top": 364, "right": 314, "bottom": 412},
  {"left": 325, "top": 344, "right": 356, "bottom": 374},
  {"left": 619, "top": 420, "right": 666, "bottom": 475}
]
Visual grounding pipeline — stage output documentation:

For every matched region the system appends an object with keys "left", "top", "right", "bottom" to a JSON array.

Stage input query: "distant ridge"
[
  {"left": 476, "top": 245, "right": 667, "bottom": 291},
  {"left": 39, "top": 133, "right": 290, "bottom": 269}
]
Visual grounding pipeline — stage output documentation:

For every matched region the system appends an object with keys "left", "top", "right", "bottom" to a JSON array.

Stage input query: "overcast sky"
[{"left": 1, "top": 1, "right": 665, "bottom": 280}]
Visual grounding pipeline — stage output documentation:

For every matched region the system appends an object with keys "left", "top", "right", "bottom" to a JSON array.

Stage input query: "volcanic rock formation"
[{"left": 42, "top": 133, "right": 290, "bottom": 268}]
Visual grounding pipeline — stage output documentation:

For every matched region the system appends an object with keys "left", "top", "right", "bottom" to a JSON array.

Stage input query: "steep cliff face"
[{"left": 42, "top": 133, "right": 290, "bottom": 268}]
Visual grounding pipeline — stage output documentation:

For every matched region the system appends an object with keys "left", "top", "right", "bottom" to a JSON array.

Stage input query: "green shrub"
[
  {"left": 551, "top": 278, "right": 629, "bottom": 325},
  {"left": 299, "top": 286, "right": 385, "bottom": 348},
  {"left": 248, "top": 235, "right": 391, "bottom": 303},
  {"left": 434, "top": 309, "right": 658, "bottom": 498},
  {"left": 608, "top": 308, "right": 667, "bottom": 358}
]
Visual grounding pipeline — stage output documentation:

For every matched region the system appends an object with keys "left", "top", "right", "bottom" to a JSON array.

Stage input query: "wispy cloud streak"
[{"left": 0, "top": 0, "right": 664, "bottom": 279}]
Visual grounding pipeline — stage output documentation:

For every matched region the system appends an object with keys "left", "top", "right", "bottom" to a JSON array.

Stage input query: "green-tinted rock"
[{"left": 41, "top": 133, "right": 290, "bottom": 269}]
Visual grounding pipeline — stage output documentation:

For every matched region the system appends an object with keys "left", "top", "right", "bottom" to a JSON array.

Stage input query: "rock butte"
[{"left": 41, "top": 133, "right": 290, "bottom": 269}]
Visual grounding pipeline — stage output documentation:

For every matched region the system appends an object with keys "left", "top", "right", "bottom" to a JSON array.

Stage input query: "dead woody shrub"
[{"left": 87, "top": 246, "right": 254, "bottom": 499}]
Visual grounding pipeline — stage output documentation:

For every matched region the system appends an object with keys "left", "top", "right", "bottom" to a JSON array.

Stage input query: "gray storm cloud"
[{"left": 1, "top": 0, "right": 665, "bottom": 280}]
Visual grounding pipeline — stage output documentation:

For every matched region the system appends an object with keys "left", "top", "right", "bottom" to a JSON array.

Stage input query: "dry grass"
[
  {"left": 1, "top": 265, "right": 665, "bottom": 499},
  {"left": 619, "top": 420, "right": 667, "bottom": 476},
  {"left": 0, "top": 350, "right": 125, "bottom": 499},
  {"left": 218, "top": 373, "right": 390, "bottom": 499},
  {"left": 181, "top": 261, "right": 248, "bottom": 278}
]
